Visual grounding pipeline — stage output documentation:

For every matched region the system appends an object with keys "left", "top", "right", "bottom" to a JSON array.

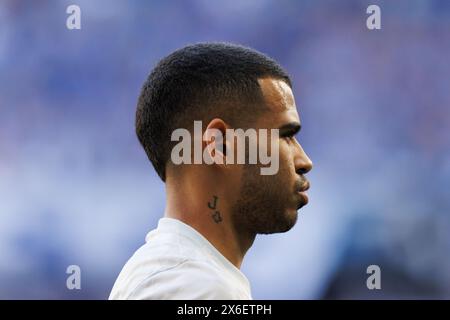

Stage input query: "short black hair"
[{"left": 136, "top": 42, "right": 291, "bottom": 181}]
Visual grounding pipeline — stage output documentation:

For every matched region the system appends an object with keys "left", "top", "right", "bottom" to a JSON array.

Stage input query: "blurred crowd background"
[{"left": 0, "top": 0, "right": 449, "bottom": 299}]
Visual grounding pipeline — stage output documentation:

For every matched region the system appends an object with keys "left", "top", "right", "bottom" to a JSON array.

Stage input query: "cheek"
[{"left": 278, "top": 143, "right": 294, "bottom": 172}]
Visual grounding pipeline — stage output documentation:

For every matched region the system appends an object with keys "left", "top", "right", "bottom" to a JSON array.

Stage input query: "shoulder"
[{"left": 125, "top": 259, "right": 242, "bottom": 300}]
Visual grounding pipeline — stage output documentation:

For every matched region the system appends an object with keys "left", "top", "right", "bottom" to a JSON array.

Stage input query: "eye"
[{"left": 282, "top": 133, "right": 296, "bottom": 141}]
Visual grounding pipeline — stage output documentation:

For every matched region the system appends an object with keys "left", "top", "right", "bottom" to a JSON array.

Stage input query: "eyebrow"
[{"left": 278, "top": 122, "right": 301, "bottom": 136}]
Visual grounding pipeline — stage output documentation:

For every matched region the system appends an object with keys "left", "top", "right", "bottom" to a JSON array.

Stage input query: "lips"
[
  {"left": 296, "top": 179, "right": 310, "bottom": 209},
  {"left": 297, "top": 191, "right": 309, "bottom": 207},
  {"left": 297, "top": 180, "right": 310, "bottom": 192}
]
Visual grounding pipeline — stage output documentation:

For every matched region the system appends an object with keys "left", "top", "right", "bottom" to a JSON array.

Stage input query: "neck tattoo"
[{"left": 207, "top": 195, "right": 222, "bottom": 223}]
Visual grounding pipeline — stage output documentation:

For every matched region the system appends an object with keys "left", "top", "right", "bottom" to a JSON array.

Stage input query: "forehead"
[{"left": 257, "top": 78, "right": 300, "bottom": 125}]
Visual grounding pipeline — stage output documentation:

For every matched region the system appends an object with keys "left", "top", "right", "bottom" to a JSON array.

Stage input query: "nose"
[{"left": 294, "top": 143, "right": 313, "bottom": 175}]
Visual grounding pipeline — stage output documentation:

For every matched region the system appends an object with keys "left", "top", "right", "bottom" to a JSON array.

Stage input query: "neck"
[{"left": 164, "top": 169, "right": 255, "bottom": 269}]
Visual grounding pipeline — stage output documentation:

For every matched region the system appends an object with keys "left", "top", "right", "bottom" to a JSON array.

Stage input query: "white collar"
[{"left": 147, "top": 217, "right": 250, "bottom": 287}]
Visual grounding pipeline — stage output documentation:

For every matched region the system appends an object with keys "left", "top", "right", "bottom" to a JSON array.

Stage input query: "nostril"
[{"left": 296, "top": 167, "right": 310, "bottom": 175}]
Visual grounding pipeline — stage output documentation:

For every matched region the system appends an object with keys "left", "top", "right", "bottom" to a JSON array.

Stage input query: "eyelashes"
[{"left": 282, "top": 133, "right": 296, "bottom": 140}]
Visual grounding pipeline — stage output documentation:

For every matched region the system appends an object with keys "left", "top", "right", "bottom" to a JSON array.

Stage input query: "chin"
[
  {"left": 260, "top": 209, "right": 298, "bottom": 234},
  {"left": 284, "top": 209, "right": 299, "bottom": 229}
]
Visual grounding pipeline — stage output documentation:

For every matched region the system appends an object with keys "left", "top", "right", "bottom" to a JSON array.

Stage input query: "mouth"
[
  {"left": 296, "top": 180, "right": 310, "bottom": 209},
  {"left": 297, "top": 180, "right": 310, "bottom": 193},
  {"left": 296, "top": 191, "right": 309, "bottom": 208}
]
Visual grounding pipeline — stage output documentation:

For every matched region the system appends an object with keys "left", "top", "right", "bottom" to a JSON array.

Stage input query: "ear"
[{"left": 203, "top": 118, "right": 230, "bottom": 166}]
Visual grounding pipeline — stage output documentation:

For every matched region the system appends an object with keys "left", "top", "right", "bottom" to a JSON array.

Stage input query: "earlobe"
[
  {"left": 203, "top": 127, "right": 225, "bottom": 165},
  {"left": 203, "top": 118, "right": 230, "bottom": 166}
]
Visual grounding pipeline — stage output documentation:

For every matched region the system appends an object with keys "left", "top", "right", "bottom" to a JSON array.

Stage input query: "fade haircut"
[{"left": 136, "top": 42, "right": 291, "bottom": 181}]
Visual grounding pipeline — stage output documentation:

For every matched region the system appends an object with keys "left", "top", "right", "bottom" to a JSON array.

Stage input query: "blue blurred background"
[{"left": 0, "top": 0, "right": 449, "bottom": 299}]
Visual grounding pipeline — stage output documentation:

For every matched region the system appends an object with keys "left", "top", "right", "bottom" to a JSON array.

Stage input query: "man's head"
[
  {"left": 136, "top": 42, "right": 312, "bottom": 235},
  {"left": 136, "top": 42, "right": 291, "bottom": 181}
]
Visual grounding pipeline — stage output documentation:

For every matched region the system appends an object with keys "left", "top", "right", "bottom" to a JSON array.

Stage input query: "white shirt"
[{"left": 109, "top": 217, "right": 252, "bottom": 300}]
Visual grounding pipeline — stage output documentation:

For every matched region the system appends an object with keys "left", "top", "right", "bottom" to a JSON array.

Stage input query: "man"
[{"left": 109, "top": 43, "right": 312, "bottom": 300}]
